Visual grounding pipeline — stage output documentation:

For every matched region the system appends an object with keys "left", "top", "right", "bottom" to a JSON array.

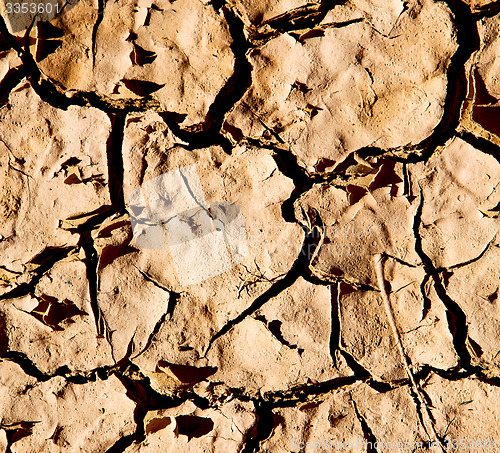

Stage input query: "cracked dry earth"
[{"left": 2, "top": 0, "right": 500, "bottom": 452}]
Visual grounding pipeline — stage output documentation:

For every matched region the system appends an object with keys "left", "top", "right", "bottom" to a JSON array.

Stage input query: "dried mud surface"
[{"left": 1, "top": 0, "right": 500, "bottom": 452}]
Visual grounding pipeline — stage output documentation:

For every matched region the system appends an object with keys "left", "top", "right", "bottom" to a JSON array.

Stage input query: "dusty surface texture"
[{"left": 1, "top": 0, "right": 500, "bottom": 451}]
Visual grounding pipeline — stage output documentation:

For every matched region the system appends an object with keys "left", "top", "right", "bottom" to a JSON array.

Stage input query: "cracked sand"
[{"left": 1, "top": 0, "right": 500, "bottom": 451}]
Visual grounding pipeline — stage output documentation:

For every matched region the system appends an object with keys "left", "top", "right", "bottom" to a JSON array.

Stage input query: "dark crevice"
[
  {"left": 336, "top": 349, "right": 399, "bottom": 393},
  {"left": 329, "top": 283, "right": 341, "bottom": 366},
  {"left": 420, "top": 272, "right": 432, "bottom": 321},
  {"left": 0, "top": 351, "right": 56, "bottom": 382},
  {"left": 366, "top": 378, "right": 400, "bottom": 393},
  {"left": 0, "top": 4, "right": 254, "bottom": 146},
  {"left": 241, "top": 138, "right": 315, "bottom": 224},
  {"left": 254, "top": 315, "right": 299, "bottom": 350},
  {"left": 79, "top": 230, "right": 110, "bottom": 341},
  {"left": 247, "top": 0, "right": 349, "bottom": 46},
  {"left": 92, "top": 0, "right": 106, "bottom": 68},
  {"left": 60, "top": 205, "right": 117, "bottom": 234},
  {"left": 380, "top": 252, "right": 420, "bottom": 269},
  {"left": 236, "top": 0, "right": 483, "bottom": 166},
  {"left": 119, "top": 333, "right": 137, "bottom": 365},
  {"left": 432, "top": 280, "right": 472, "bottom": 368},
  {"left": 264, "top": 375, "right": 363, "bottom": 408},
  {"left": 477, "top": 372, "right": 500, "bottom": 389},
  {"left": 0, "top": 0, "right": 499, "bottom": 448},
  {"left": 413, "top": 187, "right": 472, "bottom": 370},
  {"left": 0, "top": 0, "right": 254, "bottom": 154},
  {"left": 272, "top": 148, "right": 315, "bottom": 224},
  {"left": 2, "top": 346, "right": 483, "bottom": 409},
  {"left": 440, "top": 232, "right": 498, "bottom": 271},
  {"left": 337, "top": 349, "right": 372, "bottom": 381},
  {"left": 416, "top": 0, "right": 480, "bottom": 154},
  {"left": 114, "top": 363, "right": 211, "bottom": 444},
  {"left": 1, "top": 348, "right": 494, "bottom": 452},
  {"left": 0, "top": 313, "right": 8, "bottom": 355},
  {"left": 303, "top": 272, "right": 377, "bottom": 292},
  {"left": 106, "top": 113, "right": 127, "bottom": 214},
  {"left": 353, "top": 0, "right": 481, "bottom": 164},
  {"left": 132, "top": 311, "right": 169, "bottom": 360},
  {"left": 0, "top": 351, "right": 116, "bottom": 385},
  {"left": 457, "top": 130, "right": 500, "bottom": 164},
  {"left": 351, "top": 399, "right": 379, "bottom": 453},
  {"left": 178, "top": 167, "right": 211, "bottom": 215},
  {"left": 0, "top": 16, "right": 161, "bottom": 113},
  {"left": 133, "top": 266, "right": 181, "bottom": 319},
  {"left": 210, "top": 0, "right": 226, "bottom": 13},
  {"left": 422, "top": 364, "right": 479, "bottom": 383},
  {"left": 241, "top": 400, "right": 275, "bottom": 453},
  {"left": 407, "top": 383, "right": 439, "bottom": 447},
  {"left": 65, "top": 364, "right": 117, "bottom": 384},
  {"left": 472, "top": 1, "right": 500, "bottom": 18},
  {"left": 105, "top": 433, "right": 136, "bottom": 453},
  {"left": 2, "top": 420, "right": 38, "bottom": 453}
]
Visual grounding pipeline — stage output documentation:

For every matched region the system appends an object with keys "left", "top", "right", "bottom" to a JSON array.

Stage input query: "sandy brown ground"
[{"left": 1, "top": 0, "right": 500, "bottom": 452}]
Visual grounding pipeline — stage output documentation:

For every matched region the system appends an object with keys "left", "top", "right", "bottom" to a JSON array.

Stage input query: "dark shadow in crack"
[
  {"left": 106, "top": 113, "right": 127, "bottom": 213},
  {"left": 159, "top": 6, "right": 252, "bottom": 152}
]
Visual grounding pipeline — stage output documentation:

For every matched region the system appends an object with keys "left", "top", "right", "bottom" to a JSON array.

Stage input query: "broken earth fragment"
[{"left": 144, "top": 362, "right": 217, "bottom": 395}]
